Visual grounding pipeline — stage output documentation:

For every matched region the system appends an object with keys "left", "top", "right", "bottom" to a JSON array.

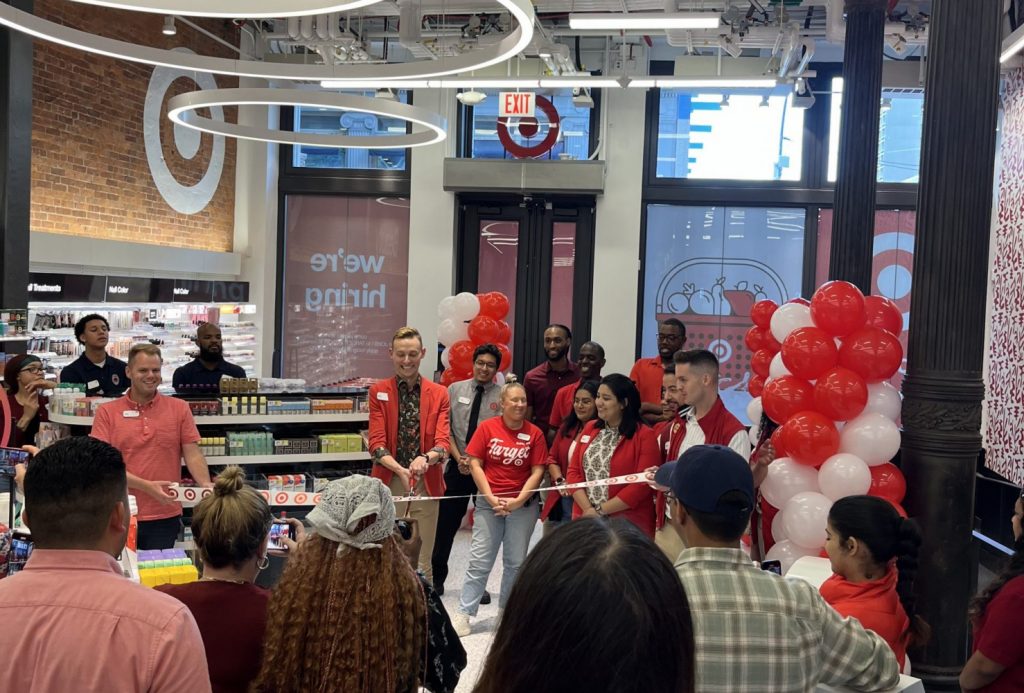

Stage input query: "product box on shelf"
[
  {"left": 317, "top": 433, "right": 365, "bottom": 454},
  {"left": 220, "top": 395, "right": 268, "bottom": 416},
  {"left": 220, "top": 377, "right": 259, "bottom": 394},
  {"left": 187, "top": 399, "right": 222, "bottom": 417},
  {"left": 310, "top": 398, "right": 354, "bottom": 413},
  {"left": 267, "top": 474, "right": 308, "bottom": 493},
  {"left": 273, "top": 437, "right": 319, "bottom": 455},
  {"left": 137, "top": 549, "right": 198, "bottom": 588},
  {"left": 227, "top": 431, "right": 274, "bottom": 456},
  {"left": 267, "top": 398, "right": 311, "bottom": 416},
  {"left": 198, "top": 437, "right": 227, "bottom": 457}
]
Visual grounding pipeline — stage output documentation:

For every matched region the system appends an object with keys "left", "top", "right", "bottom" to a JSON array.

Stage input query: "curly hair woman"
[
  {"left": 960, "top": 490, "right": 1024, "bottom": 692},
  {"left": 251, "top": 475, "right": 465, "bottom": 693}
]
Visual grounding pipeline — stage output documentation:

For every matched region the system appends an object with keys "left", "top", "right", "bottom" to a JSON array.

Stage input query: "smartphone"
[
  {"left": 760, "top": 559, "right": 783, "bottom": 576},
  {"left": 395, "top": 519, "right": 412, "bottom": 541},
  {"left": 0, "top": 447, "right": 30, "bottom": 476},
  {"left": 8, "top": 532, "right": 34, "bottom": 575},
  {"left": 267, "top": 521, "right": 296, "bottom": 551}
]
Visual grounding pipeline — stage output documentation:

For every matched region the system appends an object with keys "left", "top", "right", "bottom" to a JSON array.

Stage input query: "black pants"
[
  {"left": 431, "top": 462, "right": 478, "bottom": 589},
  {"left": 138, "top": 516, "right": 182, "bottom": 550}
]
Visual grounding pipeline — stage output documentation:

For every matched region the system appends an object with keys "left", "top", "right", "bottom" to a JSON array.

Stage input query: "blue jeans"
[{"left": 458, "top": 495, "right": 539, "bottom": 616}]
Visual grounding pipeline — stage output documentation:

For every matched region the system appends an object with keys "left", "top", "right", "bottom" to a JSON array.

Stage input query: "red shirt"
[
  {"left": 630, "top": 356, "right": 669, "bottom": 405},
  {"left": 524, "top": 361, "right": 580, "bottom": 434},
  {"left": 157, "top": 581, "right": 270, "bottom": 693},
  {"left": 465, "top": 417, "right": 547, "bottom": 498},
  {"left": 547, "top": 382, "right": 577, "bottom": 430},
  {"left": 91, "top": 393, "right": 201, "bottom": 521},
  {"left": 971, "top": 575, "right": 1024, "bottom": 692},
  {"left": 819, "top": 568, "right": 909, "bottom": 669}
]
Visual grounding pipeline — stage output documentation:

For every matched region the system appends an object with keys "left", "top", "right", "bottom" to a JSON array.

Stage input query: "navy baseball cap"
[{"left": 654, "top": 444, "right": 754, "bottom": 514}]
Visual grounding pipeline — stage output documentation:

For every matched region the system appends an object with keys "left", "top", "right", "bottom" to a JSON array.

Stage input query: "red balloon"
[
  {"left": 761, "top": 329, "right": 782, "bottom": 353},
  {"left": 781, "top": 326, "right": 839, "bottom": 380},
  {"left": 448, "top": 340, "right": 475, "bottom": 372},
  {"left": 887, "top": 500, "right": 908, "bottom": 519},
  {"left": 495, "top": 320, "right": 512, "bottom": 344},
  {"left": 813, "top": 367, "right": 868, "bottom": 421},
  {"left": 863, "top": 295, "right": 903, "bottom": 335},
  {"left": 440, "top": 369, "right": 459, "bottom": 386},
  {"left": 751, "top": 349, "right": 773, "bottom": 379},
  {"left": 468, "top": 315, "right": 501, "bottom": 345},
  {"left": 744, "top": 326, "right": 763, "bottom": 352},
  {"left": 781, "top": 410, "right": 840, "bottom": 467},
  {"left": 750, "top": 300, "right": 778, "bottom": 329},
  {"left": 788, "top": 297, "right": 811, "bottom": 306},
  {"left": 496, "top": 343, "right": 512, "bottom": 372},
  {"left": 770, "top": 425, "right": 787, "bottom": 456},
  {"left": 749, "top": 375, "right": 766, "bottom": 398},
  {"left": 478, "top": 292, "right": 511, "bottom": 321},
  {"left": 810, "top": 281, "right": 867, "bottom": 337},
  {"left": 761, "top": 375, "right": 815, "bottom": 424},
  {"left": 869, "top": 463, "right": 907, "bottom": 504},
  {"left": 838, "top": 327, "right": 904, "bottom": 383}
]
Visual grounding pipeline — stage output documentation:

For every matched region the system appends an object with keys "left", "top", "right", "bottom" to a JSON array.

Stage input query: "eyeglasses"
[
  {"left": 19, "top": 366, "right": 44, "bottom": 375},
  {"left": 474, "top": 360, "right": 498, "bottom": 369},
  {"left": 656, "top": 333, "right": 684, "bottom": 342}
]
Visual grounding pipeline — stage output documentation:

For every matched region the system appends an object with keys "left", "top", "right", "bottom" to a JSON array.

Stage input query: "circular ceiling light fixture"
[
  {"left": 166, "top": 88, "right": 447, "bottom": 148},
  {"left": 66, "top": 0, "right": 382, "bottom": 18},
  {"left": 0, "top": 0, "right": 534, "bottom": 81}
]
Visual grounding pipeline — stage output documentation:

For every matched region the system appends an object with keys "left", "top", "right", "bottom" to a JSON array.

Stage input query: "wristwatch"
[
  {"left": 429, "top": 446, "right": 447, "bottom": 464},
  {"left": 594, "top": 503, "right": 606, "bottom": 517},
  {"left": 371, "top": 447, "right": 390, "bottom": 462}
]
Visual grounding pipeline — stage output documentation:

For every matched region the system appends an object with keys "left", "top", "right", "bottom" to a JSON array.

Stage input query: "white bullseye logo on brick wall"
[{"left": 143, "top": 47, "right": 224, "bottom": 215}]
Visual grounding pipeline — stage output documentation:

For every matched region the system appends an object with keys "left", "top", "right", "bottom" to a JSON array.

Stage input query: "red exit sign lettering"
[{"left": 499, "top": 91, "right": 535, "bottom": 118}]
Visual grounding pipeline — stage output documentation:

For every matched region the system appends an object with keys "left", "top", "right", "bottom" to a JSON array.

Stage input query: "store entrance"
[{"left": 456, "top": 194, "right": 595, "bottom": 377}]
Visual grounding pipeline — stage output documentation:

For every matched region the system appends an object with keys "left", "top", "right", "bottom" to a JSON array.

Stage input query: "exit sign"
[{"left": 499, "top": 91, "right": 535, "bottom": 118}]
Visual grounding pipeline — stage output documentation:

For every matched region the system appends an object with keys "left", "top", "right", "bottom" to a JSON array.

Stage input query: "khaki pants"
[
  {"left": 389, "top": 476, "right": 440, "bottom": 580},
  {"left": 655, "top": 524, "right": 687, "bottom": 562}
]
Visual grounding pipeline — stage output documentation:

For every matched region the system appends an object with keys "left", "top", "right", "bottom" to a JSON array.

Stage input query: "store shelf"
[
  {"left": 203, "top": 452, "right": 369, "bottom": 465},
  {"left": 48, "top": 411, "right": 369, "bottom": 426}
]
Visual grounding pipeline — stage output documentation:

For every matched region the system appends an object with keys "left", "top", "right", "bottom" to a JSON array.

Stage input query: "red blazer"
[
  {"left": 368, "top": 377, "right": 451, "bottom": 498},
  {"left": 567, "top": 420, "right": 658, "bottom": 537},
  {"left": 540, "top": 422, "right": 582, "bottom": 521}
]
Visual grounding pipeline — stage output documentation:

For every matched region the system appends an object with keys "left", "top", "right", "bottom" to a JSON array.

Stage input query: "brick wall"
[{"left": 31, "top": 2, "right": 239, "bottom": 252}]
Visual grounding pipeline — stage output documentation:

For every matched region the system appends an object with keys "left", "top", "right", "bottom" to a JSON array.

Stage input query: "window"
[
  {"left": 280, "top": 195, "right": 410, "bottom": 383},
  {"left": 655, "top": 89, "right": 805, "bottom": 181},
  {"left": 291, "top": 90, "right": 410, "bottom": 171},
  {"left": 827, "top": 77, "right": 924, "bottom": 184},
  {"left": 465, "top": 89, "right": 593, "bottom": 160},
  {"left": 815, "top": 208, "right": 914, "bottom": 390},
  {"left": 642, "top": 205, "right": 806, "bottom": 422}
]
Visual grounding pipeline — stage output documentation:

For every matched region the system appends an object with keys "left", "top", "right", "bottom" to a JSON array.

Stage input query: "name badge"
[
  {"left": 376, "top": 392, "right": 389, "bottom": 401},
  {"left": 458, "top": 396, "right": 471, "bottom": 405},
  {"left": 517, "top": 433, "right": 531, "bottom": 441},
  {"left": 87, "top": 380, "right": 100, "bottom": 390},
  {"left": 122, "top": 410, "right": 140, "bottom": 418},
  {"left": 581, "top": 435, "right": 591, "bottom": 443}
]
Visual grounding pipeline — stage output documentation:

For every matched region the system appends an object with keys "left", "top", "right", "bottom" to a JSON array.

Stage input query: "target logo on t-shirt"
[{"left": 486, "top": 437, "right": 532, "bottom": 466}]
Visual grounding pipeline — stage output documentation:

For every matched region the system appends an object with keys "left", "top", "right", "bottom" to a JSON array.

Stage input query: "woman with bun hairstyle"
[
  {"left": 157, "top": 466, "right": 275, "bottom": 693},
  {"left": 960, "top": 490, "right": 1024, "bottom": 692},
  {"left": 821, "top": 495, "right": 929, "bottom": 669}
]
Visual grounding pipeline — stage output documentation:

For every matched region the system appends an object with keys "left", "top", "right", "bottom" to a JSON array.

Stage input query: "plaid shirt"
[{"left": 675, "top": 547, "right": 900, "bottom": 693}]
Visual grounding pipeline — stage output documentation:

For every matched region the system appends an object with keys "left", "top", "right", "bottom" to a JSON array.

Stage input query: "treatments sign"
[{"left": 282, "top": 195, "right": 410, "bottom": 384}]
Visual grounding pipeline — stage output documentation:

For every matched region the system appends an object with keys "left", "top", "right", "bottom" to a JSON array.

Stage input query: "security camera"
[{"left": 456, "top": 90, "right": 487, "bottom": 106}]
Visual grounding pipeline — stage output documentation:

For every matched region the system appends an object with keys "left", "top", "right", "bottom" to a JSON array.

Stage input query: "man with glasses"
[
  {"left": 431, "top": 343, "right": 503, "bottom": 595},
  {"left": 630, "top": 319, "right": 686, "bottom": 423}
]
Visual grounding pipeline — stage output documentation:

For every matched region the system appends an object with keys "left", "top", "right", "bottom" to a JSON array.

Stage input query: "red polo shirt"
[
  {"left": 91, "top": 393, "right": 200, "bottom": 521},
  {"left": 630, "top": 356, "right": 669, "bottom": 405}
]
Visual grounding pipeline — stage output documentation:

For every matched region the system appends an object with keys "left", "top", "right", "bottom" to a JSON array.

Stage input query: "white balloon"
[
  {"left": 839, "top": 412, "right": 901, "bottom": 466},
  {"left": 865, "top": 381, "right": 903, "bottom": 421},
  {"left": 769, "top": 351, "right": 792, "bottom": 379},
  {"left": 770, "top": 303, "right": 814, "bottom": 343},
  {"left": 437, "top": 296, "right": 457, "bottom": 320},
  {"left": 749, "top": 426, "right": 761, "bottom": 446},
  {"left": 782, "top": 491, "right": 833, "bottom": 550},
  {"left": 761, "top": 458, "right": 821, "bottom": 510},
  {"left": 747, "top": 396, "right": 763, "bottom": 424},
  {"left": 765, "top": 539, "right": 818, "bottom": 575},
  {"left": 817, "top": 453, "right": 872, "bottom": 501},
  {"left": 771, "top": 511, "right": 788, "bottom": 543},
  {"left": 452, "top": 292, "right": 481, "bottom": 321},
  {"left": 437, "top": 318, "right": 469, "bottom": 346},
  {"left": 440, "top": 346, "right": 452, "bottom": 370}
]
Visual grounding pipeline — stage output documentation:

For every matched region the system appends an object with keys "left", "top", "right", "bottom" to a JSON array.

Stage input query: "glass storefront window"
[
  {"left": 292, "top": 91, "right": 410, "bottom": 170},
  {"left": 466, "top": 90, "right": 592, "bottom": 160}
]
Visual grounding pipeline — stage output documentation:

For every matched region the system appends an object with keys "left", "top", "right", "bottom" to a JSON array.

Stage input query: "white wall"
[
  {"left": 406, "top": 88, "right": 458, "bottom": 378},
  {"left": 591, "top": 89, "right": 647, "bottom": 373}
]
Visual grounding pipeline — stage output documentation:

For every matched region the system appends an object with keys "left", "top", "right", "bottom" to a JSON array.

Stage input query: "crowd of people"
[{"left": 1, "top": 318, "right": 1022, "bottom": 691}]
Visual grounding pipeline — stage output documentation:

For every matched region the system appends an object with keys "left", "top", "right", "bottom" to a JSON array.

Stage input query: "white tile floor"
[{"left": 436, "top": 522, "right": 546, "bottom": 693}]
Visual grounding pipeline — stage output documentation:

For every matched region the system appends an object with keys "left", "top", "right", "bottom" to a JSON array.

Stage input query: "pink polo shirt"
[
  {"left": 92, "top": 393, "right": 201, "bottom": 521},
  {"left": 0, "top": 549, "right": 211, "bottom": 692}
]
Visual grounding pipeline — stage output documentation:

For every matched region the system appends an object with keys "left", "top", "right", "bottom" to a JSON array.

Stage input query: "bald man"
[{"left": 172, "top": 323, "right": 247, "bottom": 393}]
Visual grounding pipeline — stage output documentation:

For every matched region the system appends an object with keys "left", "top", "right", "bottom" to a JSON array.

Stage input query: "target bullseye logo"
[
  {"left": 182, "top": 488, "right": 196, "bottom": 501},
  {"left": 275, "top": 492, "right": 289, "bottom": 505},
  {"left": 497, "top": 95, "right": 560, "bottom": 159},
  {"left": 294, "top": 493, "right": 308, "bottom": 505}
]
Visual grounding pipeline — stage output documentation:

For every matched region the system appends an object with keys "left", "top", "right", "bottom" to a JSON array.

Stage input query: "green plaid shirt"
[{"left": 675, "top": 547, "right": 900, "bottom": 693}]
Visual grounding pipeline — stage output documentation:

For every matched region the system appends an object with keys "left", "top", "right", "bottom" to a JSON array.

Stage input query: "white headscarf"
[{"left": 306, "top": 475, "right": 396, "bottom": 554}]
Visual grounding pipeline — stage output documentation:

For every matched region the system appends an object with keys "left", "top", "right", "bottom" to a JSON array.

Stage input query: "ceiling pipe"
[{"left": 299, "top": 15, "right": 315, "bottom": 40}]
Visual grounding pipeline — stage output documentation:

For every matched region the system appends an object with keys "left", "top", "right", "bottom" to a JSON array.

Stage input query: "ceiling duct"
[{"left": 398, "top": 0, "right": 436, "bottom": 59}]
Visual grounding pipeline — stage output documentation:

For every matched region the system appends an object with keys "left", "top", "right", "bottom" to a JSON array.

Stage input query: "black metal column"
[
  {"left": 900, "top": 1, "right": 1001, "bottom": 689},
  {"left": 828, "top": 0, "right": 887, "bottom": 292},
  {"left": 0, "top": 0, "right": 33, "bottom": 311}
]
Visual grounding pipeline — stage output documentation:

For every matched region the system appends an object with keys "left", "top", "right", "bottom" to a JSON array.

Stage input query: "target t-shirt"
[{"left": 465, "top": 417, "right": 547, "bottom": 498}]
